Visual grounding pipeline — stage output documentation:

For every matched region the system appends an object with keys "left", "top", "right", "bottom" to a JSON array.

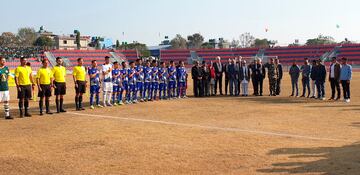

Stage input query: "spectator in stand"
[
  {"left": 310, "top": 60, "right": 318, "bottom": 98},
  {"left": 289, "top": 61, "right": 300, "bottom": 97},
  {"left": 340, "top": 57, "right": 352, "bottom": 103},
  {"left": 209, "top": 61, "right": 216, "bottom": 96},
  {"left": 300, "top": 58, "right": 311, "bottom": 98},
  {"left": 328, "top": 57, "right": 341, "bottom": 101}
]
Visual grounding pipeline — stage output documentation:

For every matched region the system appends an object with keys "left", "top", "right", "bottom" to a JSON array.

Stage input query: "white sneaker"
[{"left": 346, "top": 99, "right": 351, "bottom": 103}]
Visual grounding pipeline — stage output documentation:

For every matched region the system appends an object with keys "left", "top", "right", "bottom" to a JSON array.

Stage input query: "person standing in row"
[
  {"left": 102, "top": 56, "right": 113, "bottom": 106},
  {"left": 52, "top": 57, "right": 67, "bottom": 113},
  {"left": 73, "top": 58, "right": 87, "bottom": 111},
  {"left": 239, "top": 60, "right": 250, "bottom": 96},
  {"left": 15, "top": 57, "right": 35, "bottom": 117},
  {"left": 274, "top": 58, "right": 283, "bottom": 95},
  {"left": 202, "top": 61, "right": 211, "bottom": 97},
  {"left": 36, "top": 59, "right": 54, "bottom": 115},
  {"left": 213, "top": 56, "right": 223, "bottom": 95},
  {"left": 209, "top": 61, "right": 216, "bottom": 96},
  {"left": 88, "top": 60, "right": 102, "bottom": 109},
  {"left": 191, "top": 61, "right": 203, "bottom": 97},
  {"left": 310, "top": 60, "right": 317, "bottom": 98},
  {"left": 251, "top": 59, "right": 265, "bottom": 96},
  {"left": 340, "top": 57, "right": 352, "bottom": 103},
  {"left": 228, "top": 59, "right": 237, "bottom": 96},
  {"left": 316, "top": 59, "right": 327, "bottom": 100},
  {"left": 224, "top": 59, "right": 231, "bottom": 95},
  {"left": 289, "top": 61, "right": 300, "bottom": 97},
  {"left": 0, "top": 57, "right": 12, "bottom": 119},
  {"left": 300, "top": 58, "right": 311, "bottom": 97},
  {"left": 265, "top": 58, "right": 278, "bottom": 96},
  {"left": 328, "top": 57, "right": 341, "bottom": 100}
]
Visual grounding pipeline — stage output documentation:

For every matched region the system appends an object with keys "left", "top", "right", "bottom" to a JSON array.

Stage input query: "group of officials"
[
  {"left": 191, "top": 56, "right": 283, "bottom": 97},
  {"left": 191, "top": 56, "right": 352, "bottom": 103}
]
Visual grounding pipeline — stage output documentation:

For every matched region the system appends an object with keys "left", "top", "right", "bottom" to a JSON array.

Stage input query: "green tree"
[
  {"left": 17, "top": 27, "right": 36, "bottom": 47},
  {"left": 187, "top": 33, "right": 204, "bottom": 49},
  {"left": 170, "top": 34, "right": 187, "bottom": 49},
  {"left": 74, "top": 30, "right": 81, "bottom": 49},
  {"left": 306, "top": 35, "right": 336, "bottom": 46},
  {"left": 34, "top": 36, "right": 53, "bottom": 49},
  {"left": 116, "top": 40, "right": 120, "bottom": 49},
  {"left": 201, "top": 42, "right": 215, "bottom": 49},
  {"left": 0, "top": 32, "right": 18, "bottom": 47},
  {"left": 119, "top": 42, "right": 149, "bottom": 57},
  {"left": 239, "top": 32, "right": 255, "bottom": 48},
  {"left": 252, "top": 38, "right": 270, "bottom": 48}
]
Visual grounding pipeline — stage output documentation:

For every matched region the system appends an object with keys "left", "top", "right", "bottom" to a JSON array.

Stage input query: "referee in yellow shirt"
[
  {"left": 52, "top": 57, "right": 67, "bottom": 113},
  {"left": 15, "top": 57, "right": 35, "bottom": 117},
  {"left": 73, "top": 58, "right": 87, "bottom": 111},
  {"left": 36, "top": 59, "right": 54, "bottom": 115}
]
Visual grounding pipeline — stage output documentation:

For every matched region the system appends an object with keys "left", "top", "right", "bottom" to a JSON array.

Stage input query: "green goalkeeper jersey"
[{"left": 0, "top": 66, "right": 10, "bottom": 91}]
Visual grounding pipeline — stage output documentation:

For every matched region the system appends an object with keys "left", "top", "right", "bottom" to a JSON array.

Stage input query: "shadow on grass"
[
  {"left": 257, "top": 142, "right": 360, "bottom": 174},
  {"left": 350, "top": 122, "right": 360, "bottom": 128}
]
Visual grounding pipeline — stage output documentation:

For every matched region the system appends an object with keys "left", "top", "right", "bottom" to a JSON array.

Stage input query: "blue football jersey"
[
  {"left": 168, "top": 66, "right": 177, "bottom": 81},
  {"left": 120, "top": 68, "right": 128, "bottom": 82},
  {"left": 112, "top": 69, "right": 121, "bottom": 85},
  {"left": 128, "top": 68, "right": 137, "bottom": 85},
  {"left": 177, "top": 67, "right": 187, "bottom": 82},
  {"left": 159, "top": 67, "right": 167, "bottom": 83},
  {"left": 144, "top": 66, "right": 152, "bottom": 82},
  {"left": 136, "top": 65, "right": 144, "bottom": 82},
  {"left": 152, "top": 67, "right": 159, "bottom": 82},
  {"left": 88, "top": 67, "right": 100, "bottom": 86}
]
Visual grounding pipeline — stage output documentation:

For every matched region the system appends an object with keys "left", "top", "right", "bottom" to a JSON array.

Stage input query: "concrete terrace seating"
[
  {"left": 48, "top": 50, "right": 138, "bottom": 69},
  {"left": 337, "top": 44, "right": 360, "bottom": 65},
  {"left": 265, "top": 45, "right": 336, "bottom": 65},
  {"left": 160, "top": 50, "right": 191, "bottom": 63},
  {"left": 197, "top": 48, "right": 259, "bottom": 63},
  {"left": 7, "top": 57, "right": 42, "bottom": 72}
]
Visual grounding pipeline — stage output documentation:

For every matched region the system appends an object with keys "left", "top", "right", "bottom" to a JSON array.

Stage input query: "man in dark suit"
[
  {"left": 316, "top": 59, "right": 327, "bottom": 100},
  {"left": 252, "top": 58, "right": 265, "bottom": 96},
  {"left": 328, "top": 57, "right": 341, "bottom": 100},
  {"left": 191, "top": 61, "right": 203, "bottom": 97},
  {"left": 213, "top": 56, "right": 224, "bottom": 95},
  {"left": 224, "top": 59, "right": 231, "bottom": 95},
  {"left": 275, "top": 58, "right": 283, "bottom": 95}
]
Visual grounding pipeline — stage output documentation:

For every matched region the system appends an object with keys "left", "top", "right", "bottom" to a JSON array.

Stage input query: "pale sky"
[{"left": 1, "top": 0, "right": 360, "bottom": 46}]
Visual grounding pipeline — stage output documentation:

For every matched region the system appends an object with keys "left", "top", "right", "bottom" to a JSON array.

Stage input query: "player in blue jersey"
[
  {"left": 120, "top": 61, "right": 128, "bottom": 105},
  {"left": 135, "top": 59, "right": 144, "bottom": 102},
  {"left": 177, "top": 61, "right": 188, "bottom": 98},
  {"left": 128, "top": 62, "right": 137, "bottom": 104},
  {"left": 151, "top": 60, "right": 159, "bottom": 100},
  {"left": 143, "top": 61, "right": 153, "bottom": 101},
  {"left": 158, "top": 62, "right": 167, "bottom": 100},
  {"left": 112, "top": 62, "right": 122, "bottom": 106},
  {"left": 167, "top": 60, "right": 177, "bottom": 99},
  {"left": 88, "top": 60, "right": 102, "bottom": 109}
]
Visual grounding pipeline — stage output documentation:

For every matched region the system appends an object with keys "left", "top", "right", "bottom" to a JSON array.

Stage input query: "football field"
[{"left": 0, "top": 73, "right": 359, "bottom": 175}]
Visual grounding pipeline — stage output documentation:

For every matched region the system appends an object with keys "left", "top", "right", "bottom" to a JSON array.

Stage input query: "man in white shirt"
[
  {"left": 239, "top": 60, "right": 250, "bottom": 96},
  {"left": 102, "top": 56, "right": 113, "bottom": 106}
]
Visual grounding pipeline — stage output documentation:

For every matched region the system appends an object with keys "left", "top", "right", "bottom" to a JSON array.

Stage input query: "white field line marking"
[{"left": 68, "top": 112, "right": 351, "bottom": 142}]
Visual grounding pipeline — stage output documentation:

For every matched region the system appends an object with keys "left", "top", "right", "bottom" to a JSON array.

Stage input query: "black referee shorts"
[
  {"left": 17, "top": 85, "right": 32, "bottom": 99},
  {"left": 38, "top": 84, "right": 52, "bottom": 97},
  {"left": 54, "top": 82, "right": 66, "bottom": 95},
  {"left": 75, "top": 81, "right": 86, "bottom": 94}
]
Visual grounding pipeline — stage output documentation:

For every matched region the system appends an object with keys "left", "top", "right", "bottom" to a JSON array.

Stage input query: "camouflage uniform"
[{"left": 266, "top": 63, "right": 278, "bottom": 96}]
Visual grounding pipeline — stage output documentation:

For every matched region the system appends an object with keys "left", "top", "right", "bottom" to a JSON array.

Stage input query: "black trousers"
[
  {"left": 225, "top": 78, "right": 229, "bottom": 95},
  {"left": 341, "top": 80, "right": 350, "bottom": 99},
  {"left": 276, "top": 79, "right": 281, "bottom": 95},
  {"left": 202, "top": 79, "right": 210, "bottom": 96},
  {"left": 330, "top": 78, "right": 341, "bottom": 99},
  {"left": 193, "top": 79, "right": 201, "bottom": 97},
  {"left": 316, "top": 81, "right": 325, "bottom": 98},
  {"left": 254, "top": 77, "right": 263, "bottom": 95},
  {"left": 214, "top": 75, "right": 223, "bottom": 95}
]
